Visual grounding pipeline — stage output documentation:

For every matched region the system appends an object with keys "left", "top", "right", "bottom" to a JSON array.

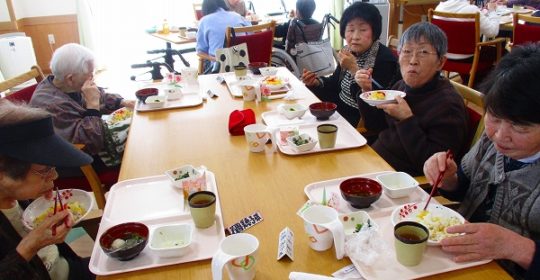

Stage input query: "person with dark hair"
[
  {"left": 356, "top": 22, "right": 469, "bottom": 176},
  {"left": 301, "top": 2, "right": 399, "bottom": 127},
  {"left": 423, "top": 43, "right": 540, "bottom": 280},
  {"left": 197, "top": 0, "right": 251, "bottom": 73},
  {"left": 274, "top": 0, "right": 322, "bottom": 53},
  {"left": 0, "top": 99, "right": 95, "bottom": 279}
]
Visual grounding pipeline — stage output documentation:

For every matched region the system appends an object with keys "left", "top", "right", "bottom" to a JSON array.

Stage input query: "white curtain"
[{"left": 76, "top": 0, "right": 196, "bottom": 71}]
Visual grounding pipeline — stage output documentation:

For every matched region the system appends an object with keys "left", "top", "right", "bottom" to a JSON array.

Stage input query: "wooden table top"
[
  {"left": 96, "top": 68, "right": 511, "bottom": 280},
  {"left": 150, "top": 32, "right": 196, "bottom": 45}
]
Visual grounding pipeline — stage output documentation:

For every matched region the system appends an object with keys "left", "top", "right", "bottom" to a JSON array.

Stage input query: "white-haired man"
[{"left": 30, "top": 43, "right": 134, "bottom": 173}]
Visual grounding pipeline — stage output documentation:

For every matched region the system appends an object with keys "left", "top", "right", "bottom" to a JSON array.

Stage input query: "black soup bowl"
[
  {"left": 339, "top": 177, "right": 382, "bottom": 209},
  {"left": 309, "top": 102, "right": 337, "bottom": 120},
  {"left": 135, "top": 88, "right": 158, "bottom": 104},
  {"left": 99, "top": 222, "right": 149, "bottom": 261}
]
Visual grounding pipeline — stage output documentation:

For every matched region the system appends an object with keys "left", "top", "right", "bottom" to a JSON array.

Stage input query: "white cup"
[
  {"left": 181, "top": 67, "right": 198, "bottom": 85},
  {"left": 243, "top": 124, "right": 277, "bottom": 153},
  {"left": 164, "top": 88, "right": 182, "bottom": 101},
  {"left": 212, "top": 233, "right": 259, "bottom": 280},
  {"left": 300, "top": 205, "right": 345, "bottom": 260}
]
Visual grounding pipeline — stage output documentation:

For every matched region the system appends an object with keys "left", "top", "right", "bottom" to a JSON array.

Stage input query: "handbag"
[
  {"left": 290, "top": 20, "right": 335, "bottom": 76},
  {"left": 215, "top": 43, "right": 250, "bottom": 73}
]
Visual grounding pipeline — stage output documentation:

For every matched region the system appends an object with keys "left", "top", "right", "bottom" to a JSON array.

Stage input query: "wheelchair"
[{"left": 270, "top": 13, "right": 340, "bottom": 78}]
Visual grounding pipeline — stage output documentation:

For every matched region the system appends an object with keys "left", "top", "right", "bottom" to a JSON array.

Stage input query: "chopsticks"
[
  {"left": 423, "top": 150, "right": 453, "bottom": 211},
  {"left": 51, "top": 186, "right": 67, "bottom": 236},
  {"left": 371, "top": 77, "right": 383, "bottom": 89}
]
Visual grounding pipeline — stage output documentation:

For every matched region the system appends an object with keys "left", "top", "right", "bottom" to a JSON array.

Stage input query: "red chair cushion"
[
  {"left": 514, "top": 23, "right": 540, "bottom": 46},
  {"left": 5, "top": 83, "right": 37, "bottom": 103},
  {"left": 431, "top": 18, "right": 477, "bottom": 55},
  {"left": 230, "top": 30, "right": 274, "bottom": 64}
]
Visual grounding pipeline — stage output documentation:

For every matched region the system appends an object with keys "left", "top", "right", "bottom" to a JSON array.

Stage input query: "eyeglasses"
[
  {"left": 31, "top": 166, "right": 56, "bottom": 180},
  {"left": 400, "top": 48, "right": 438, "bottom": 59}
]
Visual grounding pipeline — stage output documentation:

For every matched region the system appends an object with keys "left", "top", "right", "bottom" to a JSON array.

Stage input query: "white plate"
[
  {"left": 351, "top": 208, "right": 489, "bottom": 280},
  {"left": 22, "top": 189, "right": 94, "bottom": 231},
  {"left": 89, "top": 171, "right": 225, "bottom": 276},
  {"left": 390, "top": 202, "right": 465, "bottom": 246},
  {"left": 360, "top": 90, "right": 406, "bottom": 106},
  {"left": 275, "top": 120, "right": 367, "bottom": 155},
  {"left": 304, "top": 171, "right": 428, "bottom": 213}
]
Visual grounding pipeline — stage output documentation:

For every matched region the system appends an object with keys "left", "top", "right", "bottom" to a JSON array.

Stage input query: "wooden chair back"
[
  {"left": 513, "top": 13, "right": 540, "bottom": 47},
  {"left": 1, "top": 65, "right": 44, "bottom": 100}
]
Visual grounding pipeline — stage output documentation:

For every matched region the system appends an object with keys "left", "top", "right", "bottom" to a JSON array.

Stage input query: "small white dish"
[
  {"left": 22, "top": 189, "right": 94, "bottom": 231},
  {"left": 277, "top": 103, "right": 307, "bottom": 120},
  {"left": 165, "top": 165, "right": 206, "bottom": 190},
  {"left": 259, "top": 67, "right": 278, "bottom": 77},
  {"left": 286, "top": 133, "right": 317, "bottom": 152},
  {"left": 377, "top": 172, "right": 418, "bottom": 198},
  {"left": 145, "top": 95, "right": 166, "bottom": 108},
  {"left": 149, "top": 223, "right": 193, "bottom": 258},
  {"left": 338, "top": 210, "right": 378, "bottom": 236},
  {"left": 391, "top": 203, "right": 465, "bottom": 245},
  {"left": 360, "top": 90, "right": 406, "bottom": 106}
]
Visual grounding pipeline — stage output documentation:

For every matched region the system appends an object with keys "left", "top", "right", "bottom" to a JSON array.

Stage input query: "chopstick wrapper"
[
  {"left": 228, "top": 109, "right": 256, "bottom": 136},
  {"left": 289, "top": 272, "right": 341, "bottom": 280}
]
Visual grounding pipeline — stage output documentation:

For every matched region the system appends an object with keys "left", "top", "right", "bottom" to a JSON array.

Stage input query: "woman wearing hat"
[{"left": 0, "top": 99, "right": 94, "bottom": 279}]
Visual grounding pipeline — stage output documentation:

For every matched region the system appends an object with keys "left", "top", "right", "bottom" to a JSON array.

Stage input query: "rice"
[{"left": 415, "top": 210, "right": 462, "bottom": 242}]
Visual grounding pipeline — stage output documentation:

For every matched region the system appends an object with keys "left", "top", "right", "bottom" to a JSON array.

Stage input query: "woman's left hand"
[
  {"left": 441, "top": 223, "right": 535, "bottom": 268},
  {"left": 376, "top": 96, "right": 413, "bottom": 121},
  {"left": 338, "top": 48, "right": 359, "bottom": 74}
]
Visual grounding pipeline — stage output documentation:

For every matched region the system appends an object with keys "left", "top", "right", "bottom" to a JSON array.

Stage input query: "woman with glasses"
[
  {"left": 355, "top": 22, "right": 469, "bottom": 176},
  {"left": 0, "top": 99, "right": 95, "bottom": 279},
  {"left": 423, "top": 43, "right": 540, "bottom": 280},
  {"left": 301, "top": 2, "right": 400, "bottom": 127}
]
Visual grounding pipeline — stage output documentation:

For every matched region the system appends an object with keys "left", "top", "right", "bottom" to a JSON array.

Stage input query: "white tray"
[
  {"left": 89, "top": 172, "right": 225, "bottom": 276},
  {"left": 276, "top": 120, "right": 367, "bottom": 155},
  {"left": 223, "top": 74, "right": 289, "bottom": 99},
  {"left": 136, "top": 92, "right": 203, "bottom": 112},
  {"left": 262, "top": 110, "right": 342, "bottom": 127},
  {"left": 351, "top": 207, "right": 490, "bottom": 280},
  {"left": 304, "top": 171, "right": 428, "bottom": 213}
]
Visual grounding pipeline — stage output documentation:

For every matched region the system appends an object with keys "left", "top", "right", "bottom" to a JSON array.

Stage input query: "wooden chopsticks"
[
  {"left": 423, "top": 150, "right": 453, "bottom": 211},
  {"left": 51, "top": 186, "right": 67, "bottom": 236}
]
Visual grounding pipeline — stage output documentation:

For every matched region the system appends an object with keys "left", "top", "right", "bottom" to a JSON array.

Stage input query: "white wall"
[
  {"left": 12, "top": 0, "right": 75, "bottom": 19},
  {"left": 0, "top": 0, "right": 10, "bottom": 22}
]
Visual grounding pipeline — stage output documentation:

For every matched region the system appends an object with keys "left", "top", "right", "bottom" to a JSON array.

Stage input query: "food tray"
[
  {"left": 304, "top": 171, "right": 428, "bottom": 213},
  {"left": 223, "top": 74, "right": 291, "bottom": 98},
  {"left": 350, "top": 207, "right": 490, "bottom": 280},
  {"left": 276, "top": 120, "right": 367, "bottom": 155},
  {"left": 261, "top": 109, "right": 342, "bottom": 127},
  {"left": 136, "top": 92, "right": 203, "bottom": 112},
  {"left": 89, "top": 171, "right": 225, "bottom": 275}
]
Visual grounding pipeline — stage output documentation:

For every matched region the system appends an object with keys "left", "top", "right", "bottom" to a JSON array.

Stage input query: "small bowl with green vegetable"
[
  {"left": 338, "top": 210, "right": 378, "bottom": 236},
  {"left": 165, "top": 165, "right": 207, "bottom": 197},
  {"left": 286, "top": 133, "right": 317, "bottom": 153},
  {"left": 277, "top": 103, "right": 307, "bottom": 120}
]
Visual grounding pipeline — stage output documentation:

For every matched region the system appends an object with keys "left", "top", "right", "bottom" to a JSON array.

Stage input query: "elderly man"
[{"left": 30, "top": 43, "right": 134, "bottom": 172}]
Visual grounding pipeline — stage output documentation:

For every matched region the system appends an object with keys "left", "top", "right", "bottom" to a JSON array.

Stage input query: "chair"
[
  {"left": 386, "top": 34, "right": 399, "bottom": 58},
  {"left": 1, "top": 66, "right": 113, "bottom": 210},
  {"left": 1, "top": 65, "right": 44, "bottom": 100},
  {"left": 225, "top": 21, "right": 276, "bottom": 65},
  {"left": 512, "top": 13, "right": 540, "bottom": 47},
  {"left": 193, "top": 3, "right": 203, "bottom": 21},
  {"left": 428, "top": 9, "right": 505, "bottom": 88}
]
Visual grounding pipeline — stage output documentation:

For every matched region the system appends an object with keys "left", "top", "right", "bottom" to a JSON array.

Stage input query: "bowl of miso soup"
[{"left": 99, "top": 222, "right": 149, "bottom": 261}]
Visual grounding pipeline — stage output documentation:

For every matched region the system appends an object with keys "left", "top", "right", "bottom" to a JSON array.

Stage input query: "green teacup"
[
  {"left": 188, "top": 191, "right": 216, "bottom": 228},
  {"left": 317, "top": 124, "right": 338, "bottom": 149},
  {"left": 394, "top": 221, "right": 429, "bottom": 266}
]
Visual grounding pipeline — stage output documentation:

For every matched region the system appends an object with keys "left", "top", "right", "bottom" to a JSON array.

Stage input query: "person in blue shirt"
[{"left": 196, "top": 0, "right": 251, "bottom": 73}]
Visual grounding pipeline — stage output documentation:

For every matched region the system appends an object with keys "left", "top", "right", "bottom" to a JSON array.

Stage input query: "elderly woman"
[
  {"left": 423, "top": 43, "right": 540, "bottom": 280},
  {"left": 355, "top": 22, "right": 468, "bottom": 176},
  {"left": 29, "top": 43, "right": 134, "bottom": 159},
  {"left": 0, "top": 100, "right": 95, "bottom": 279},
  {"left": 301, "top": 2, "right": 399, "bottom": 126},
  {"left": 197, "top": 0, "right": 251, "bottom": 73}
]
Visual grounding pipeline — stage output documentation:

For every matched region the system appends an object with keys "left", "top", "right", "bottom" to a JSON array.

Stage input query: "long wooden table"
[{"left": 97, "top": 69, "right": 511, "bottom": 279}]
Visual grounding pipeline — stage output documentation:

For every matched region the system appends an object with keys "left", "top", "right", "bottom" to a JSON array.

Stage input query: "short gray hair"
[
  {"left": 50, "top": 43, "right": 95, "bottom": 82},
  {"left": 398, "top": 22, "right": 447, "bottom": 58}
]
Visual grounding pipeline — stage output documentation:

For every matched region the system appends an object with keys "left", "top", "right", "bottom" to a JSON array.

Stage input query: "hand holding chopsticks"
[{"left": 423, "top": 150, "right": 454, "bottom": 211}]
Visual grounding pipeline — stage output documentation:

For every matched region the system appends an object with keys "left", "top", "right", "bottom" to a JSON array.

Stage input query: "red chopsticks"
[
  {"left": 51, "top": 186, "right": 67, "bottom": 236},
  {"left": 423, "top": 150, "right": 453, "bottom": 211}
]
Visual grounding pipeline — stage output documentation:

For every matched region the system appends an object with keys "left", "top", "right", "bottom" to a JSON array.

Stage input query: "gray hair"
[
  {"left": 398, "top": 22, "right": 447, "bottom": 57},
  {"left": 50, "top": 43, "right": 95, "bottom": 82}
]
